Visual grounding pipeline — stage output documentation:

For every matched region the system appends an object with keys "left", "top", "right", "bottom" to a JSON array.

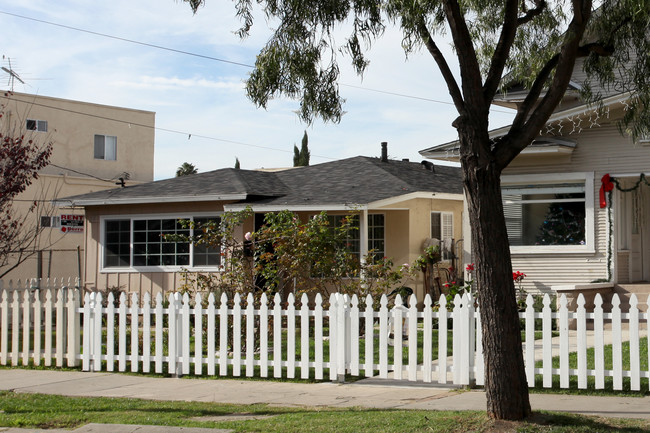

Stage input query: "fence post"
[
  {"left": 0, "top": 288, "right": 8, "bottom": 366},
  {"left": 82, "top": 292, "right": 92, "bottom": 371},
  {"left": 22, "top": 289, "right": 31, "bottom": 366},
  {"left": 169, "top": 292, "right": 183, "bottom": 377},
  {"left": 452, "top": 294, "right": 461, "bottom": 385},
  {"left": 612, "top": 295, "right": 623, "bottom": 390},
  {"left": 350, "top": 294, "right": 359, "bottom": 377},
  {"left": 393, "top": 294, "right": 404, "bottom": 380},
  {"left": 467, "top": 292, "right": 476, "bottom": 387},
  {"left": 328, "top": 292, "right": 337, "bottom": 381},
  {"left": 336, "top": 293, "right": 348, "bottom": 382},
  {"left": 67, "top": 287, "right": 80, "bottom": 367},
  {"left": 438, "top": 295, "right": 448, "bottom": 384},
  {"left": 93, "top": 293, "right": 103, "bottom": 372}
]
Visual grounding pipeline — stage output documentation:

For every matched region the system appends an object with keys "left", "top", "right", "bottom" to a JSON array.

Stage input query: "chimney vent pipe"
[{"left": 381, "top": 142, "right": 388, "bottom": 162}]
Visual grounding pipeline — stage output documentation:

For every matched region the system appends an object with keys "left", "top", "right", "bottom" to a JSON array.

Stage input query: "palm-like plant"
[{"left": 175, "top": 162, "right": 198, "bottom": 177}]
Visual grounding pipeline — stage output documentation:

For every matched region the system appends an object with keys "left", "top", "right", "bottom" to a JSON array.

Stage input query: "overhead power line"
[
  {"left": 0, "top": 10, "right": 514, "bottom": 114},
  {"left": 7, "top": 95, "right": 336, "bottom": 161},
  {"left": 0, "top": 11, "right": 253, "bottom": 69}
]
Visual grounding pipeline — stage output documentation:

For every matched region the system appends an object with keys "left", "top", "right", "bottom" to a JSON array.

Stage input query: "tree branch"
[
  {"left": 495, "top": 0, "right": 593, "bottom": 169},
  {"left": 517, "top": 0, "right": 547, "bottom": 25},
  {"left": 483, "top": 0, "right": 527, "bottom": 103},
  {"left": 443, "top": 0, "right": 487, "bottom": 115},
  {"left": 415, "top": 18, "right": 464, "bottom": 112}
]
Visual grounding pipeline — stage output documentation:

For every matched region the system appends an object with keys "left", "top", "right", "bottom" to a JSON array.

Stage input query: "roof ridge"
[{"left": 363, "top": 156, "right": 432, "bottom": 189}]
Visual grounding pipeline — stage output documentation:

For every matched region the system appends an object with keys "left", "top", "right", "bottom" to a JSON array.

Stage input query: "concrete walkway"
[{"left": 0, "top": 369, "right": 649, "bottom": 433}]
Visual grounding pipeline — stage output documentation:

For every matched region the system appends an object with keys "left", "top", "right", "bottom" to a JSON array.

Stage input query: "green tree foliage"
[
  {"left": 234, "top": 157, "right": 240, "bottom": 169},
  {"left": 183, "top": 0, "right": 650, "bottom": 420},
  {"left": 175, "top": 162, "right": 197, "bottom": 177},
  {"left": 175, "top": 209, "right": 408, "bottom": 301},
  {"left": 292, "top": 131, "right": 310, "bottom": 166}
]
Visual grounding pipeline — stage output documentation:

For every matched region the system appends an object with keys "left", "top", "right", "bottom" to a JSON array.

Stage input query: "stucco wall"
[
  {"left": 0, "top": 92, "right": 154, "bottom": 283},
  {"left": 82, "top": 197, "right": 465, "bottom": 301}
]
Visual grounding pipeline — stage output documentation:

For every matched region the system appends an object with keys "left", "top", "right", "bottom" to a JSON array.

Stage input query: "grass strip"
[{"left": 0, "top": 391, "right": 648, "bottom": 432}]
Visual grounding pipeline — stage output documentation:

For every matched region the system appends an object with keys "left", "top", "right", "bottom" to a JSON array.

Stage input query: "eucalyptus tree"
[{"left": 183, "top": 0, "right": 650, "bottom": 420}]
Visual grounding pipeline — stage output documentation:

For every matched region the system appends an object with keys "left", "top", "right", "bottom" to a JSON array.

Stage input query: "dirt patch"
[{"left": 482, "top": 412, "right": 556, "bottom": 432}]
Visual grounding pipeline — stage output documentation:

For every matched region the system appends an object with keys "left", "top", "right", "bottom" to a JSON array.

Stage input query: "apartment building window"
[
  {"left": 94, "top": 134, "right": 117, "bottom": 160},
  {"left": 26, "top": 119, "right": 48, "bottom": 132},
  {"left": 103, "top": 215, "right": 221, "bottom": 269}
]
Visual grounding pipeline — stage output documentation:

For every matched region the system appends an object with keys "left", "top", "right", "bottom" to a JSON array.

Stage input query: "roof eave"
[
  {"left": 56, "top": 194, "right": 248, "bottom": 207},
  {"left": 225, "top": 203, "right": 364, "bottom": 212}
]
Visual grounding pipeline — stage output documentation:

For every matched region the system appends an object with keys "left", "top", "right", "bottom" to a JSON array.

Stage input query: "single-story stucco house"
[{"left": 59, "top": 145, "right": 466, "bottom": 301}]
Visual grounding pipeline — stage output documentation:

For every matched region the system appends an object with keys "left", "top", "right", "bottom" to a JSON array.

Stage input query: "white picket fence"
[{"left": 1, "top": 282, "right": 649, "bottom": 390}]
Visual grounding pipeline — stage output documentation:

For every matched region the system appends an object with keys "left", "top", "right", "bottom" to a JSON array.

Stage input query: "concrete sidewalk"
[{"left": 0, "top": 369, "right": 648, "bottom": 432}]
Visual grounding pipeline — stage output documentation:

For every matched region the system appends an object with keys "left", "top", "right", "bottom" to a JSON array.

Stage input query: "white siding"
[{"left": 504, "top": 119, "right": 650, "bottom": 291}]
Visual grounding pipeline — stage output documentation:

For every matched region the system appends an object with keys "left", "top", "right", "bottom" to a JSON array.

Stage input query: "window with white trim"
[
  {"left": 502, "top": 183, "right": 586, "bottom": 246},
  {"left": 431, "top": 212, "right": 454, "bottom": 259},
  {"left": 26, "top": 119, "right": 48, "bottom": 132},
  {"left": 327, "top": 213, "right": 385, "bottom": 259},
  {"left": 94, "top": 134, "right": 117, "bottom": 160},
  {"left": 103, "top": 216, "right": 221, "bottom": 269}
]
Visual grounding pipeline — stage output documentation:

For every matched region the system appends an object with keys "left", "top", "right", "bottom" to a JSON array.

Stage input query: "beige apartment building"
[{"left": 0, "top": 91, "right": 154, "bottom": 283}]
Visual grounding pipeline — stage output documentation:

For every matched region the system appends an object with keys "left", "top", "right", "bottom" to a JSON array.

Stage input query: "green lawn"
[
  {"left": 533, "top": 338, "right": 650, "bottom": 396},
  {"left": 0, "top": 391, "right": 648, "bottom": 432}
]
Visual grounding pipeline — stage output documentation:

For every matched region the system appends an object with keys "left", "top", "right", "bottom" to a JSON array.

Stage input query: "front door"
[{"left": 629, "top": 184, "right": 650, "bottom": 282}]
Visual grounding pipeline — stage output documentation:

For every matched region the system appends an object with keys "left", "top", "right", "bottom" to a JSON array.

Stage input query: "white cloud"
[{"left": 0, "top": 0, "right": 514, "bottom": 181}]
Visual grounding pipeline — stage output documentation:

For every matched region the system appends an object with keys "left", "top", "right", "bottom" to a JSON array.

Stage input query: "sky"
[{"left": 0, "top": 1, "right": 515, "bottom": 180}]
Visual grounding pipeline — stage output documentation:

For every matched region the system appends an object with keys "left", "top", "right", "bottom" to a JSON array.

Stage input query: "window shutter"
[{"left": 441, "top": 213, "right": 453, "bottom": 241}]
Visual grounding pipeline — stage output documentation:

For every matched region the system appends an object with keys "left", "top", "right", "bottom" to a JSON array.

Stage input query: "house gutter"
[
  {"left": 224, "top": 203, "right": 365, "bottom": 212},
  {"left": 54, "top": 194, "right": 247, "bottom": 207}
]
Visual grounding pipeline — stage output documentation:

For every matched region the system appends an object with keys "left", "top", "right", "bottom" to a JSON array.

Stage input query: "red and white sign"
[{"left": 60, "top": 214, "right": 84, "bottom": 233}]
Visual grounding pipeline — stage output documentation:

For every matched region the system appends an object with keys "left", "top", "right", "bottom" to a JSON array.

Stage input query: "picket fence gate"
[{"left": 1, "top": 281, "right": 649, "bottom": 390}]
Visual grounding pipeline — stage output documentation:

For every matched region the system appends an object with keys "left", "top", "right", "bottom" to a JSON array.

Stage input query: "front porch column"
[{"left": 360, "top": 208, "right": 368, "bottom": 282}]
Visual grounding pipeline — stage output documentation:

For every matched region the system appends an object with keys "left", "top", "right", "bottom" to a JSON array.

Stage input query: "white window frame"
[
  {"left": 431, "top": 211, "right": 454, "bottom": 260},
  {"left": 501, "top": 172, "right": 595, "bottom": 254},
  {"left": 327, "top": 212, "right": 385, "bottom": 259},
  {"left": 431, "top": 211, "right": 453, "bottom": 241},
  {"left": 100, "top": 212, "right": 223, "bottom": 273},
  {"left": 26, "top": 119, "right": 48, "bottom": 132},
  {"left": 94, "top": 134, "right": 117, "bottom": 161}
]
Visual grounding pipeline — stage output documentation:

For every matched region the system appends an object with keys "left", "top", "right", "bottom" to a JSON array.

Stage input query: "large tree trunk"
[{"left": 461, "top": 131, "right": 531, "bottom": 420}]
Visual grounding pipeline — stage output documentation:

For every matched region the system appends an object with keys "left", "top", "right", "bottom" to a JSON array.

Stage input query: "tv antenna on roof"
[{"left": 2, "top": 56, "right": 25, "bottom": 91}]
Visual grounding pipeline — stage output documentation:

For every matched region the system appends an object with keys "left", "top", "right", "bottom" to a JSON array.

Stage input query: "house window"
[
  {"left": 502, "top": 183, "right": 586, "bottom": 246},
  {"left": 105, "top": 220, "right": 131, "bottom": 268},
  {"left": 94, "top": 135, "right": 117, "bottom": 160},
  {"left": 328, "top": 213, "right": 385, "bottom": 259},
  {"left": 26, "top": 119, "right": 48, "bottom": 132},
  {"left": 102, "top": 216, "right": 221, "bottom": 269},
  {"left": 431, "top": 212, "right": 454, "bottom": 259},
  {"left": 368, "top": 214, "right": 385, "bottom": 258}
]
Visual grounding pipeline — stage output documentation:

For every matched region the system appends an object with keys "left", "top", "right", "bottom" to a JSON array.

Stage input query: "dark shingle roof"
[{"left": 62, "top": 156, "right": 462, "bottom": 207}]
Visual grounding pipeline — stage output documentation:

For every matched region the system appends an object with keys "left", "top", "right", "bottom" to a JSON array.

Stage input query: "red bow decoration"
[{"left": 600, "top": 174, "right": 614, "bottom": 208}]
